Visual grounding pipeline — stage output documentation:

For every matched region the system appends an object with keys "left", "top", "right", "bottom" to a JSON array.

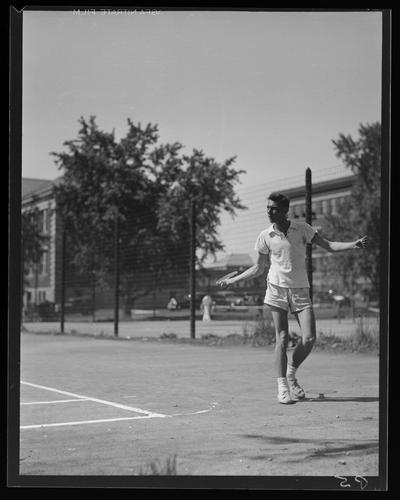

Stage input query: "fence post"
[
  {"left": 189, "top": 199, "right": 196, "bottom": 339},
  {"left": 305, "top": 168, "right": 313, "bottom": 301},
  {"left": 90, "top": 271, "right": 96, "bottom": 322},
  {"left": 60, "top": 227, "right": 66, "bottom": 334},
  {"left": 114, "top": 207, "right": 120, "bottom": 337}
]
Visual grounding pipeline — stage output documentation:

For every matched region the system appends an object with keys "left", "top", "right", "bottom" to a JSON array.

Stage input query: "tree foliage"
[
  {"left": 21, "top": 204, "right": 50, "bottom": 293},
  {"left": 52, "top": 116, "right": 246, "bottom": 310},
  {"left": 21, "top": 205, "right": 49, "bottom": 267},
  {"left": 321, "top": 122, "right": 381, "bottom": 299}
]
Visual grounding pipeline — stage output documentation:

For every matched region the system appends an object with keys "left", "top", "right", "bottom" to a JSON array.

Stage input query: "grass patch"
[
  {"left": 136, "top": 455, "right": 177, "bottom": 475},
  {"left": 21, "top": 318, "right": 380, "bottom": 354},
  {"left": 240, "top": 317, "right": 379, "bottom": 354},
  {"left": 316, "top": 324, "right": 379, "bottom": 354},
  {"left": 243, "top": 318, "right": 275, "bottom": 346}
]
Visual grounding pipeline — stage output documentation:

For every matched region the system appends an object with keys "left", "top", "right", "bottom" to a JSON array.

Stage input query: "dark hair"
[{"left": 268, "top": 192, "right": 290, "bottom": 211}]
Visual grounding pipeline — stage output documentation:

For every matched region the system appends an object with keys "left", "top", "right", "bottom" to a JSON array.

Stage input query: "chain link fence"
[{"left": 22, "top": 167, "right": 379, "bottom": 340}]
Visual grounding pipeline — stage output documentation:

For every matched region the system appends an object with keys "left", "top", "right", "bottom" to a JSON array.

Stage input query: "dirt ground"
[{"left": 16, "top": 332, "right": 382, "bottom": 488}]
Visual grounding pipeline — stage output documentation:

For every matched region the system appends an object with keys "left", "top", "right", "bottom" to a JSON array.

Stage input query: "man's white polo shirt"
[{"left": 254, "top": 220, "right": 317, "bottom": 288}]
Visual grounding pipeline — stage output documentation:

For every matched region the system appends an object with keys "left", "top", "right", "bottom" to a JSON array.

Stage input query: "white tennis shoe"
[
  {"left": 277, "top": 388, "right": 295, "bottom": 405},
  {"left": 287, "top": 377, "right": 306, "bottom": 400}
]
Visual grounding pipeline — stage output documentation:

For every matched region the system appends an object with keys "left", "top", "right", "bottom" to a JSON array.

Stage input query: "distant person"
[
  {"left": 217, "top": 192, "right": 367, "bottom": 405},
  {"left": 201, "top": 294, "right": 213, "bottom": 321},
  {"left": 167, "top": 296, "right": 178, "bottom": 311}
]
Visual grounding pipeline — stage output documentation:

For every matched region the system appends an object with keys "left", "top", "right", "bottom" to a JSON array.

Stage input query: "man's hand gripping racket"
[{"left": 215, "top": 271, "right": 239, "bottom": 289}]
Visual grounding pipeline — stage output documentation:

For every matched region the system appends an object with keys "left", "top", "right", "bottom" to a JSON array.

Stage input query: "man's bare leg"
[
  {"left": 287, "top": 306, "right": 316, "bottom": 399},
  {"left": 291, "top": 306, "right": 316, "bottom": 368},
  {"left": 270, "top": 306, "right": 294, "bottom": 404},
  {"left": 270, "top": 306, "right": 289, "bottom": 376}
]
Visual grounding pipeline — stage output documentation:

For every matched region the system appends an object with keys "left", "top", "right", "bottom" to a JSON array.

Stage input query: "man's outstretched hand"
[{"left": 355, "top": 236, "right": 368, "bottom": 249}]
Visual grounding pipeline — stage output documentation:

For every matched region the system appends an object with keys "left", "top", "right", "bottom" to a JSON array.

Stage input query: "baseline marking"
[
  {"left": 20, "top": 415, "right": 156, "bottom": 430},
  {"left": 21, "top": 381, "right": 166, "bottom": 418},
  {"left": 20, "top": 404, "right": 219, "bottom": 429},
  {"left": 21, "top": 398, "right": 90, "bottom": 405}
]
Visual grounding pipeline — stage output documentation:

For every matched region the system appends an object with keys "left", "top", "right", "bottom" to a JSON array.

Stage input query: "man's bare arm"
[
  {"left": 312, "top": 233, "right": 367, "bottom": 253},
  {"left": 217, "top": 252, "right": 269, "bottom": 288}
]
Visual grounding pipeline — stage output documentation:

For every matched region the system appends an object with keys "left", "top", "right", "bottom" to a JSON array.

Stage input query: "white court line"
[
  {"left": 20, "top": 415, "right": 156, "bottom": 430},
  {"left": 20, "top": 382, "right": 218, "bottom": 430},
  {"left": 21, "top": 381, "right": 166, "bottom": 418},
  {"left": 21, "top": 399, "right": 90, "bottom": 405},
  {"left": 20, "top": 404, "right": 219, "bottom": 429},
  {"left": 169, "top": 402, "right": 219, "bottom": 417}
]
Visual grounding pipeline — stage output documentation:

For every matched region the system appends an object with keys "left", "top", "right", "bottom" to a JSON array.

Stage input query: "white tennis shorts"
[{"left": 264, "top": 281, "right": 312, "bottom": 313}]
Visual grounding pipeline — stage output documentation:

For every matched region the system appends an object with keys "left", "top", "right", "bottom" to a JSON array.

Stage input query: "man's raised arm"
[{"left": 312, "top": 233, "right": 368, "bottom": 253}]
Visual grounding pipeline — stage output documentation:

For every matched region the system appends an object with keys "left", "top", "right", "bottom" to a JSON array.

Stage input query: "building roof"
[
  {"left": 204, "top": 253, "right": 254, "bottom": 270},
  {"left": 281, "top": 174, "right": 355, "bottom": 201},
  {"left": 22, "top": 177, "right": 64, "bottom": 202},
  {"left": 22, "top": 178, "right": 54, "bottom": 198}
]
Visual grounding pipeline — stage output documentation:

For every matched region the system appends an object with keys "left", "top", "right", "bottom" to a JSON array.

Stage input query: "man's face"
[{"left": 267, "top": 200, "right": 287, "bottom": 223}]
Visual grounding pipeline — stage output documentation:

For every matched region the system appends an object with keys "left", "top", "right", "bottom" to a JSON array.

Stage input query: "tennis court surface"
[{"left": 19, "top": 332, "right": 380, "bottom": 477}]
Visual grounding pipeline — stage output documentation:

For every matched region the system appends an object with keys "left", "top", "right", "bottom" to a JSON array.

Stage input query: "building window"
[
  {"left": 330, "top": 198, "right": 337, "bottom": 215},
  {"left": 36, "top": 211, "right": 44, "bottom": 233},
  {"left": 43, "top": 209, "right": 49, "bottom": 234},
  {"left": 39, "top": 250, "right": 48, "bottom": 275},
  {"left": 322, "top": 200, "right": 331, "bottom": 215}
]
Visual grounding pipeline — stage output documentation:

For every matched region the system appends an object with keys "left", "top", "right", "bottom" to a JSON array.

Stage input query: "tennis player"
[{"left": 217, "top": 192, "right": 367, "bottom": 404}]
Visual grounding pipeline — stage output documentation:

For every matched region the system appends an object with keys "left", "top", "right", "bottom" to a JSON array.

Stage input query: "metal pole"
[
  {"left": 60, "top": 227, "right": 66, "bottom": 333},
  {"left": 189, "top": 199, "right": 196, "bottom": 339},
  {"left": 114, "top": 208, "right": 120, "bottom": 337},
  {"left": 91, "top": 272, "right": 96, "bottom": 322},
  {"left": 34, "top": 264, "right": 38, "bottom": 315},
  {"left": 21, "top": 241, "right": 25, "bottom": 322},
  {"left": 305, "top": 168, "right": 313, "bottom": 301}
]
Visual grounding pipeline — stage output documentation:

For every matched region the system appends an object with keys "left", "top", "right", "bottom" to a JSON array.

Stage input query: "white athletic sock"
[
  {"left": 277, "top": 377, "right": 288, "bottom": 392},
  {"left": 286, "top": 364, "right": 297, "bottom": 380}
]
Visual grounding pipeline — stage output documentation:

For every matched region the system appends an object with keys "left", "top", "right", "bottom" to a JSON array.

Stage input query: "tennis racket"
[{"left": 215, "top": 271, "right": 239, "bottom": 288}]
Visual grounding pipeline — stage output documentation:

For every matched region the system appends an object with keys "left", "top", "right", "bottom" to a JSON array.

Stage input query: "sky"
[{"left": 21, "top": 9, "right": 382, "bottom": 192}]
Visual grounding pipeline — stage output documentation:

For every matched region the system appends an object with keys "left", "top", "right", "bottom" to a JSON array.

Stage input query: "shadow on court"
[
  {"left": 300, "top": 396, "right": 379, "bottom": 403},
  {"left": 242, "top": 435, "right": 379, "bottom": 462}
]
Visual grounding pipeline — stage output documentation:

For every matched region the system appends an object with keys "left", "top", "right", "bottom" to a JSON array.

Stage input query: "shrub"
[
  {"left": 316, "top": 323, "right": 379, "bottom": 353},
  {"left": 243, "top": 318, "right": 275, "bottom": 346},
  {"left": 137, "top": 455, "right": 177, "bottom": 475},
  {"left": 351, "top": 322, "right": 379, "bottom": 352}
]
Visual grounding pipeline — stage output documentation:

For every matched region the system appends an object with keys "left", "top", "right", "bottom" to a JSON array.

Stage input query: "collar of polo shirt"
[{"left": 268, "top": 222, "right": 297, "bottom": 237}]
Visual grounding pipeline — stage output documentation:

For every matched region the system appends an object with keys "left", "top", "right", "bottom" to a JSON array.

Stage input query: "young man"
[{"left": 217, "top": 192, "right": 367, "bottom": 404}]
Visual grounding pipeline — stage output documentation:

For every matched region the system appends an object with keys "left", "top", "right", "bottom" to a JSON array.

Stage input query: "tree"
[
  {"left": 52, "top": 116, "right": 246, "bottom": 313},
  {"left": 21, "top": 209, "right": 47, "bottom": 265},
  {"left": 21, "top": 204, "right": 50, "bottom": 306},
  {"left": 321, "top": 122, "right": 381, "bottom": 302}
]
